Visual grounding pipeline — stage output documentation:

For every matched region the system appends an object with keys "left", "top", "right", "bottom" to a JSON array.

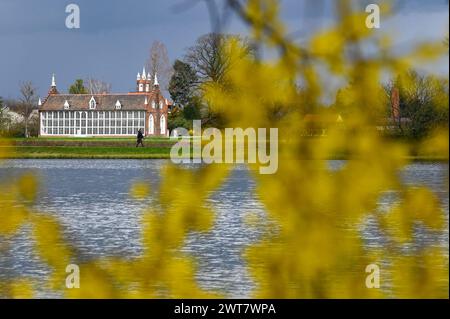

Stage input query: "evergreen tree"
[
  {"left": 168, "top": 60, "right": 198, "bottom": 107},
  {"left": 69, "top": 79, "right": 88, "bottom": 94}
]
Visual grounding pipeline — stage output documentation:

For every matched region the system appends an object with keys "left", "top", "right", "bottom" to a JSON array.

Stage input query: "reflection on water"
[{"left": 0, "top": 159, "right": 448, "bottom": 298}]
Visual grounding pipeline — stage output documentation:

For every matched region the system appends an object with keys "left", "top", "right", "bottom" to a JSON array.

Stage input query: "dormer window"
[
  {"left": 152, "top": 101, "right": 156, "bottom": 109},
  {"left": 115, "top": 100, "right": 122, "bottom": 110},
  {"left": 89, "top": 96, "right": 96, "bottom": 109},
  {"left": 64, "top": 100, "right": 70, "bottom": 110}
]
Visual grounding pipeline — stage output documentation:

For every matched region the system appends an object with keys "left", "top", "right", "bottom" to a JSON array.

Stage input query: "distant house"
[
  {"left": 375, "top": 117, "right": 411, "bottom": 131},
  {"left": 38, "top": 69, "right": 169, "bottom": 137},
  {"left": 302, "top": 113, "right": 344, "bottom": 136}
]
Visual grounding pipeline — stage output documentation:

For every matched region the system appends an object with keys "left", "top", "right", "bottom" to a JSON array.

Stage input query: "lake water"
[{"left": 0, "top": 159, "right": 448, "bottom": 298}]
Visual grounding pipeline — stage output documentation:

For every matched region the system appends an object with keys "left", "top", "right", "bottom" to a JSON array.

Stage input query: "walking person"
[{"left": 136, "top": 129, "right": 144, "bottom": 147}]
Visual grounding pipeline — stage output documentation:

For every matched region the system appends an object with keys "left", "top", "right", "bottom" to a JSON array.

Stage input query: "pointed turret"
[
  {"left": 154, "top": 72, "right": 159, "bottom": 86},
  {"left": 48, "top": 73, "right": 58, "bottom": 95}
]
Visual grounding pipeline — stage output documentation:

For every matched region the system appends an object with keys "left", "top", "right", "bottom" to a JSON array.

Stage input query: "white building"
[{"left": 38, "top": 70, "right": 169, "bottom": 137}]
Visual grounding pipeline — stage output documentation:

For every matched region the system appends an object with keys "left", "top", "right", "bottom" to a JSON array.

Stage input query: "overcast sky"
[{"left": 0, "top": 0, "right": 448, "bottom": 100}]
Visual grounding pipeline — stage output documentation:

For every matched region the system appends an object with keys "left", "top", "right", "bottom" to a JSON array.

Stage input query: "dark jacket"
[{"left": 137, "top": 131, "right": 144, "bottom": 139}]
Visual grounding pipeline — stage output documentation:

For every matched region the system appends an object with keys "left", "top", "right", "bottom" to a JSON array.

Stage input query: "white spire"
[
  {"left": 142, "top": 67, "right": 146, "bottom": 80},
  {"left": 147, "top": 72, "right": 151, "bottom": 80},
  {"left": 38, "top": 98, "right": 42, "bottom": 106},
  {"left": 51, "top": 73, "right": 56, "bottom": 87},
  {"left": 144, "top": 96, "right": 148, "bottom": 105},
  {"left": 137, "top": 72, "right": 141, "bottom": 80},
  {"left": 154, "top": 72, "right": 159, "bottom": 86}
]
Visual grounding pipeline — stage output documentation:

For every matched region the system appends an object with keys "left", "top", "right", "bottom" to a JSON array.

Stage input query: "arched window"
[
  {"left": 159, "top": 101, "right": 163, "bottom": 109},
  {"left": 151, "top": 101, "right": 156, "bottom": 109},
  {"left": 160, "top": 115, "right": 166, "bottom": 135},
  {"left": 139, "top": 83, "right": 143, "bottom": 92},
  {"left": 149, "top": 114, "right": 154, "bottom": 135}
]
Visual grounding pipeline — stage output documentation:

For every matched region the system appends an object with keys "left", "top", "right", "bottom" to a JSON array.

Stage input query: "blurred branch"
[{"left": 224, "top": 0, "right": 303, "bottom": 58}]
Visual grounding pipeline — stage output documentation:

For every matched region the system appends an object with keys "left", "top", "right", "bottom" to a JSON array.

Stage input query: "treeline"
[
  {"left": 169, "top": 34, "right": 448, "bottom": 141},
  {"left": 385, "top": 70, "right": 449, "bottom": 139},
  {"left": 332, "top": 70, "right": 449, "bottom": 140},
  {"left": 167, "top": 33, "right": 255, "bottom": 132}
]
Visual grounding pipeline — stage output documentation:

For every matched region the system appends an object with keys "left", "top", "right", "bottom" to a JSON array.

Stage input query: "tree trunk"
[{"left": 25, "top": 104, "right": 29, "bottom": 138}]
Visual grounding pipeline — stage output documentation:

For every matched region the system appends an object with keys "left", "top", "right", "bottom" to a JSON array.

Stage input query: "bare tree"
[
  {"left": 146, "top": 40, "right": 173, "bottom": 91},
  {"left": 19, "top": 81, "right": 37, "bottom": 138},
  {"left": 185, "top": 33, "right": 255, "bottom": 85},
  {"left": 85, "top": 77, "right": 112, "bottom": 94}
]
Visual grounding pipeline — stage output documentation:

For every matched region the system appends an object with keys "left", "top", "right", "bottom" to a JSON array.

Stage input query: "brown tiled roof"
[{"left": 40, "top": 92, "right": 165, "bottom": 111}]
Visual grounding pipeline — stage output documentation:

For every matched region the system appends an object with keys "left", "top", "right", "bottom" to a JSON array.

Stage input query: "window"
[
  {"left": 159, "top": 101, "right": 163, "bottom": 109},
  {"left": 149, "top": 114, "right": 154, "bottom": 134},
  {"left": 89, "top": 96, "right": 96, "bottom": 109},
  {"left": 152, "top": 101, "right": 156, "bottom": 109},
  {"left": 42, "top": 108, "right": 149, "bottom": 136},
  {"left": 76, "top": 112, "right": 80, "bottom": 129},
  {"left": 115, "top": 100, "right": 121, "bottom": 110},
  {"left": 64, "top": 112, "right": 69, "bottom": 128},
  {"left": 160, "top": 115, "right": 166, "bottom": 135},
  {"left": 81, "top": 112, "right": 87, "bottom": 131},
  {"left": 64, "top": 100, "right": 70, "bottom": 110}
]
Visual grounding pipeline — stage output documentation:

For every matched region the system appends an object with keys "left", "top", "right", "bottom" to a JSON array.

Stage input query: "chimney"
[{"left": 391, "top": 87, "right": 400, "bottom": 122}]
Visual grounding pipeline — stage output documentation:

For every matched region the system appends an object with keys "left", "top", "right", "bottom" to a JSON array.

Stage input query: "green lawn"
[
  {"left": 0, "top": 137, "right": 180, "bottom": 159},
  {"left": 6, "top": 137, "right": 175, "bottom": 145},
  {"left": 0, "top": 137, "right": 447, "bottom": 161},
  {"left": 2, "top": 146, "right": 173, "bottom": 159}
]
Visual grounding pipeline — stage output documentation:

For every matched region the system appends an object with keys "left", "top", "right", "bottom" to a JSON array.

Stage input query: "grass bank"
[
  {"left": 0, "top": 137, "right": 447, "bottom": 161},
  {"left": 0, "top": 137, "right": 177, "bottom": 159},
  {"left": 2, "top": 146, "right": 172, "bottom": 159}
]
